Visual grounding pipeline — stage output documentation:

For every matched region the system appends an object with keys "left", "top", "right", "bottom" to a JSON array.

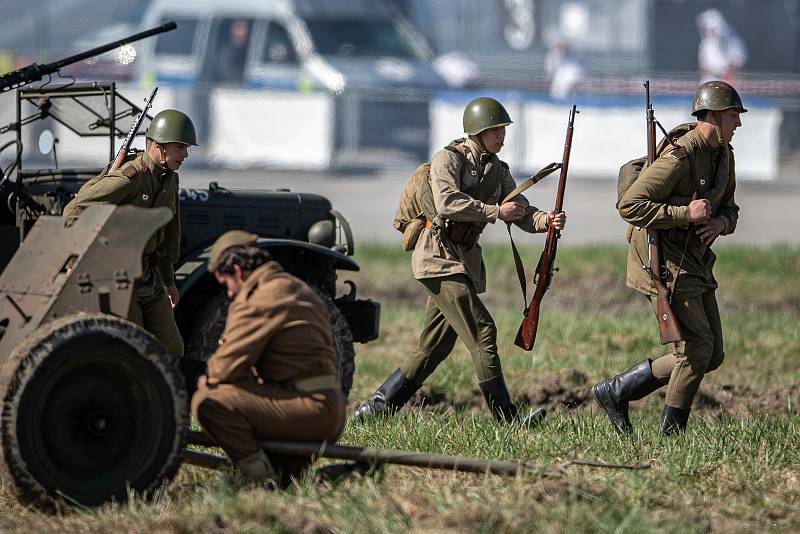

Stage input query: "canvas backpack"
[
  {"left": 617, "top": 122, "right": 697, "bottom": 209},
  {"left": 393, "top": 142, "right": 470, "bottom": 251}
]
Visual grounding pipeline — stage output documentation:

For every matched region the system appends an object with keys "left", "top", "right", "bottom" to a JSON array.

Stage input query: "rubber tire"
[
  {"left": 186, "top": 289, "right": 355, "bottom": 399},
  {"left": 0, "top": 313, "right": 188, "bottom": 511}
]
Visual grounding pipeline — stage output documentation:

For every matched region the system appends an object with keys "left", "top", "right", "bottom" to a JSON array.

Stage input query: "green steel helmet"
[
  {"left": 462, "top": 97, "right": 513, "bottom": 135},
  {"left": 146, "top": 109, "right": 198, "bottom": 146},
  {"left": 691, "top": 81, "right": 748, "bottom": 118}
]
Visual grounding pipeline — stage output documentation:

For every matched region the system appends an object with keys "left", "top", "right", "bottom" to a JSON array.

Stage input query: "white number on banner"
[{"left": 178, "top": 188, "right": 209, "bottom": 202}]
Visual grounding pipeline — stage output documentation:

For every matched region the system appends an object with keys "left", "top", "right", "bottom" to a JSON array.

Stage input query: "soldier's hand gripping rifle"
[
  {"left": 514, "top": 105, "right": 577, "bottom": 351},
  {"left": 108, "top": 87, "right": 158, "bottom": 173},
  {"left": 0, "top": 22, "right": 177, "bottom": 93},
  {"left": 644, "top": 81, "right": 682, "bottom": 344}
]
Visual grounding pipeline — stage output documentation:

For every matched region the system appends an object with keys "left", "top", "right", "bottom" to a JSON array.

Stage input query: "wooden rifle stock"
[
  {"left": 515, "top": 105, "right": 577, "bottom": 350},
  {"left": 644, "top": 81, "right": 682, "bottom": 344},
  {"left": 108, "top": 87, "right": 158, "bottom": 173}
]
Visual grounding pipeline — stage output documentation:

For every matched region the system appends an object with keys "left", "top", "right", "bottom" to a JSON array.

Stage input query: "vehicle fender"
[{"left": 175, "top": 237, "right": 359, "bottom": 297}]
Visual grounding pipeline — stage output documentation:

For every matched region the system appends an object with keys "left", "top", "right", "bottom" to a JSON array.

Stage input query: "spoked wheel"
[
  {"left": 186, "top": 288, "right": 355, "bottom": 399},
  {"left": 0, "top": 313, "right": 187, "bottom": 511}
]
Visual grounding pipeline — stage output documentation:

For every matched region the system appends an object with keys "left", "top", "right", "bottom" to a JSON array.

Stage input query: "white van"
[{"left": 136, "top": 0, "right": 448, "bottom": 93}]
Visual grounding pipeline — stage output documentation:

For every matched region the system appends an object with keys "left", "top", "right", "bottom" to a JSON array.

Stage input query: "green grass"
[{"left": 1, "top": 244, "right": 799, "bottom": 532}]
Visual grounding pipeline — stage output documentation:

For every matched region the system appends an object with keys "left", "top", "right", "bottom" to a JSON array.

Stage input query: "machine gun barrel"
[{"left": 0, "top": 22, "right": 177, "bottom": 93}]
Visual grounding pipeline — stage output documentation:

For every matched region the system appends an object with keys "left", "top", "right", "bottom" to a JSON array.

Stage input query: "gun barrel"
[
  {"left": 51, "top": 22, "right": 177, "bottom": 71},
  {"left": 0, "top": 22, "right": 177, "bottom": 92}
]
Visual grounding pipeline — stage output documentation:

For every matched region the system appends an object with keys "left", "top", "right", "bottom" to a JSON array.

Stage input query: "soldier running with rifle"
[
  {"left": 353, "top": 97, "right": 566, "bottom": 427},
  {"left": 593, "top": 81, "right": 745, "bottom": 435}
]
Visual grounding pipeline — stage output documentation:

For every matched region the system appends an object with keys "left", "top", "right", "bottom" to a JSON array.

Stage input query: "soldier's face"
[
  {"left": 214, "top": 267, "right": 246, "bottom": 298},
  {"left": 163, "top": 142, "right": 190, "bottom": 171},
  {"left": 479, "top": 126, "right": 506, "bottom": 153},
  {"left": 718, "top": 109, "right": 742, "bottom": 143}
]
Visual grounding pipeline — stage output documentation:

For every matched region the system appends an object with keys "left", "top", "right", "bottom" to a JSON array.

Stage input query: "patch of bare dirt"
[
  {"left": 518, "top": 369, "right": 592, "bottom": 412},
  {"left": 690, "top": 383, "right": 800, "bottom": 417},
  {"left": 403, "top": 369, "right": 800, "bottom": 418}
]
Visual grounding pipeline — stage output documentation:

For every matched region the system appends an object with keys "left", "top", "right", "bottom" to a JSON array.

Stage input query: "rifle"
[
  {"left": 644, "top": 81, "right": 682, "bottom": 344},
  {"left": 0, "top": 22, "right": 177, "bottom": 93},
  {"left": 108, "top": 87, "right": 158, "bottom": 173},
  {"left": 514, "top": 105, "right": 577, "bottom": 351}
]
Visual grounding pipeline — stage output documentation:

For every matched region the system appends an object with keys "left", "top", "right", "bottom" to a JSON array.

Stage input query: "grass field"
[{"left": 2, "top": 244, "right": 798, "bottom": 532}]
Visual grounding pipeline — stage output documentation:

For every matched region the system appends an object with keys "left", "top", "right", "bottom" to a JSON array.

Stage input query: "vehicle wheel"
[
  {"left": 186, "top": 289, "right": 355, "bottom": 399},
  {"left": 0, "top": 313, "right": 187, "bottom": 511}
]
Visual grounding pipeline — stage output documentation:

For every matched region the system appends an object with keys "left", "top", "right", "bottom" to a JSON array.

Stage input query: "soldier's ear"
[{"left": 233, "top": 264, "right": 246, "bottom": 283}]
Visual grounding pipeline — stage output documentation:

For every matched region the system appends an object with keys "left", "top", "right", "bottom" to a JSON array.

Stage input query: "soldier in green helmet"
[
  {"left": 63, "top": 109, "right": 198, "bottom": 358},
  {"left": 593, "top": 81, "right": 745, "bottom": 435},
  {"left": 353, "top": 97, "right": 566, "bottom": 427}
]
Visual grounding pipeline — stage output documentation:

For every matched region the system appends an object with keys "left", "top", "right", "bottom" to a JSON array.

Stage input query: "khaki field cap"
[
  {"left": 207, "top": 230, "right": 259, "bottom": 272},
  {"left": 146, "top": 109, "right": 199, "bottom": 146},
  {"left": 691, "top": 81, "right": 747, "bottom": 117},
  {"left": 463, "top": 97, "right": 513, "bottom": 136}
]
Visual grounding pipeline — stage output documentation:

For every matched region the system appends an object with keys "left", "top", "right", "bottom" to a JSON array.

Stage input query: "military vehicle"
[
  {"left": 0, "top": 85, "right": 379, "bottom": 402},
  {"left": 0, "top": 25, "right": 379, "bottom": 510}
]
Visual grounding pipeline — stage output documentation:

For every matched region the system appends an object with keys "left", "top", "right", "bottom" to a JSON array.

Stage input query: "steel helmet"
[
  {"left": 691, "top": 81, "right": 747, "bottom": 118},
  {"left": 463, "top": 97, "right": 513, "bottom": 136},
  {"left": 146, "top": 109, "right": 198, "bottom": 146}
]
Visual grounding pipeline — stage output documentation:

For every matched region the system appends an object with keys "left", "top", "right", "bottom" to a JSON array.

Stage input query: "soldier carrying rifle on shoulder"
[{"left": 593, "top": 81, "right": 745, "bottom": 435}]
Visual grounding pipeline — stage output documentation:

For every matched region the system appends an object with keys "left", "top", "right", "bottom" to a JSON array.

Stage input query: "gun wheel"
[
  {"left": 185, "top": 288, "right": 355, "bottom": 399},
  {"left": 0, "top": 313, "right": 187, "bottom": 511}
]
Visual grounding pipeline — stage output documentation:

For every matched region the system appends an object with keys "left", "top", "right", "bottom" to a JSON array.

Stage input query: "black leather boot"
[
  {"left": 592, "top": 359, "right": 662, "bottom": 433},
  {"left": 352, "top": 369, "right": 421, "bottom": 421},
  {"left": 479, "top": 375, "right": 546, "bottom": 428},
  {"left": 661, "top": 405, "right": 690, "bottom": 436}
]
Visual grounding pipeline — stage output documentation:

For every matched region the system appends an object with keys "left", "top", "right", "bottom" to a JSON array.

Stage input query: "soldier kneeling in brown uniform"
[{"left": 191, "top": 231, "right": 346, "bottom": 484}]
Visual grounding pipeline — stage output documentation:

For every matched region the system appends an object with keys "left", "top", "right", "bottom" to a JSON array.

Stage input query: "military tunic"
[
  {"left": 402, "top": 137, "right": 549, "bottom": 385},
  {"left": 62, "top": 151, "right": 184, "bottom": 356},
  {"left": 191, "top": 261, "right": 345, "bottom": 464},
  {"left": 618, "top": 125, "right": 739, "bottom": 409}
]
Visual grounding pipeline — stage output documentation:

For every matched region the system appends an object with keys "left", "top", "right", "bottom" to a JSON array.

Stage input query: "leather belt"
[{"left": 294, "top": 374, "right": 340, "bottom": 392}]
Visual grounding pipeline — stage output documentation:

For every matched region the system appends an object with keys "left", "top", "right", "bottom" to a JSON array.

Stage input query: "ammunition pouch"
[{"left": 445, "top": 220, "right": 481, "bottom": 249}]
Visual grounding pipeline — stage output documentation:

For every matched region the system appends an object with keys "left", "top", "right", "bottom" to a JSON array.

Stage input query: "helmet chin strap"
[
  {"left": 158, "top": 144, "right": 168, "bottom": 170},
  {"left": 713, "top": 111, "right": 724, "bottom": 146}
]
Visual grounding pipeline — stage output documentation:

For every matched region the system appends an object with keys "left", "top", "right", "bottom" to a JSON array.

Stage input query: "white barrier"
[
  {"left": 431, "top": 93, "right": 782, "bottom": 180},
  {"left": 208, "top": 89, "right": 334, "bottom": 170}
]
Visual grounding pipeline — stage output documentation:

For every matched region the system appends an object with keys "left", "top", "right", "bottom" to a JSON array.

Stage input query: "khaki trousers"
[
  {"left": 650, "top": 290, "right": 725, "bottom": 409},
  {"left": 401, "top": 274, "right": 503, "bottom": 384},
  {"left": 191, "top": 380, "right": 346, "bottom": 464},
  {"left": 128, "top": 279, "right": 184, "bottom": 358}
]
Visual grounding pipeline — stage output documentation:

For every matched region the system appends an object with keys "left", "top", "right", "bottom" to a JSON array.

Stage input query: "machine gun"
[
  {"left": 109, "top": 87, "right": 158, "bottom": 173},
  {"left": 0, "top": 22, "right": 176, "bottom": 93}
]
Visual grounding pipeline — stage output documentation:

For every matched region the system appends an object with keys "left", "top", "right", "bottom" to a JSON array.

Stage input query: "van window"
[
  {"left": 261, "top": 22, "right": 298, "bottom": 65},
  {"left": 208, "top": 18, "right": 253, "bottom": 83},
  {"left": 155, "top": 18, "right": 199, "bottom": 56},
  {"left": 305, "top": 19, "right": 417, "bottom": 59}
]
